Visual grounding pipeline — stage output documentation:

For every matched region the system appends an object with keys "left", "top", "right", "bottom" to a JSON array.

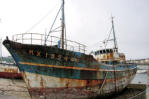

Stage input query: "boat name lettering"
[
  {"left": 28, "top": 50, "right": 79, "bottom": 62},
  {"left": 45, "top": 52, "right": 48, "bottom": 58},
  {"left": 37, "top": 51, "right": 41, "bottom": 56},
  {"left": 57, "top": 55, "right": 62, "bottom": 61},
  {"left": 4, "top": 68, "right": 18, "bottom": 73},
  {"left": 50, "top": 54, "right": 55, "bottom": 59},
  {"left": 64, "top": 56, "right": 68, "bottom": 61},
  {"left": 29, "top": 50, "right": 34, "bottom": 55}
]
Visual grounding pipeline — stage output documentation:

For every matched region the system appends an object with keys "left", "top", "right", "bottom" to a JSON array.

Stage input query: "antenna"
[{"left": 111, "top": 16, "right": 118, "bottom": 49}]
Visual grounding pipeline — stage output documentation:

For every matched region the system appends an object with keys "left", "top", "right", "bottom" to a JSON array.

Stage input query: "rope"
[
  {"left": 98, "top": 71, "right": 108, "bottom": 93},
  {"left": 104, "top": 27, "right": 113, "bottom": 48},
  {"left": 25, "top": 3, "right": 59, "bottom": 33},
  {"left": 45, "top": 3, "right": 63, "bottom": 44}
]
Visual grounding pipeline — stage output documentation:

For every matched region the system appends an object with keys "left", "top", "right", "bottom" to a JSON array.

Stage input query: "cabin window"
[
  {"left": 103, "top": 50, "right": 106, "bottom": 53},
  {"left": 106, "top": 49, "right": 110, "bottom": 53},
  {"left": 110, "top": 49, "right": 113, "bottom": 53},
  {"left": 114, "top": 49, "right": 118, "bottom": 52},
  {"left": 113, "top": 61, "right": 118, "bottom": 64},
  {"left": 100, "top": 50, "right": 102, "bottom": 54},
  {"left": 95, "top": 52, "right": 97, "bottom": 55},
  {"left": 114, "top": 49, "right": 117, "bottom": 52},
  {"left": 95, "top": 51, "right": 100, "bottom": 55},
  {"left": 109, "top": 61, "right": 112, "bottom": 65},
  {"left": 97, "top": 51, "right": 99, "bottom": 55}
]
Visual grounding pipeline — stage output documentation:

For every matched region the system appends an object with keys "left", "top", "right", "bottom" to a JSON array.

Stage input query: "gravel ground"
[{"left": 0, "top": 78, "right": 30, "bottom": 99}]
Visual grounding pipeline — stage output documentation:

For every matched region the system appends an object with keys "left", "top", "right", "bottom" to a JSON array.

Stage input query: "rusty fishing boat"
[
  {"left": 0, "top": 62, "right": 21, "bottom": 79},
  {"left": 3, "top": 0, "right": 137, "bottom": 99}
]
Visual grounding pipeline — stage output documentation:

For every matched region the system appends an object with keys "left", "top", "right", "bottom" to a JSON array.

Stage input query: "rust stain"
[
  {"left": 35, "top": 74, "right": 39, "bottom": 81},
  {"left": 58, "top": 72, "right": 136, "bottom": 88},
  {"left": 40, "top": 76, "right": 46, "bottom": 96},
  {"left": 29, "top": 50, "right": 34, "bottom": 55},
  {"left": 50, "top": 54, "right": 55, "bottom": 59},
  {"left": 59, "top": 78, "right": 101, "bottom": 87},
  {"left": 40, "top": 76, "right": 44, "bottom": 89},
  {"left": 4, "top": 68, "right": 18, "bottom": 73},
  {"left": 22, "top": 72, "right": 30, "bottom": 88},
  {"left": 85, "top": 80, "right": 101, "bottom": 86},
  {"left": 64, "top": 56, "right": 68, "bottom": 61},
  {"left": 57, "top": 55, "right": 62, "bottom": 61},
  {"left": 109, "top": 53, "right": 113, "bottom": 59},
  {"left": 45, "top": 52, "right": 48, "bottom": 58},
  {"left": 36, "top": 51, "right": 41, "bottom": 56}
]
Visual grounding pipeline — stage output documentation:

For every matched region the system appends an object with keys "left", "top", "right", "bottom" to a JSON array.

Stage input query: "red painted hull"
[{"left": 0, "top": 72, "right": 22, "bottom": 79}]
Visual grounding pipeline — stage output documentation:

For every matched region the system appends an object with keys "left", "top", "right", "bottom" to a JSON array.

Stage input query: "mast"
[
  {"left": 44, "top": 0, "right": 65, "bottom": 47},
  {"left": 111, "top": 17, "right": 118, "bottom": 49},
  {"left": 111, "top": 17, "right": 118, "bottom": 92},
  {"left": 61, "top": 0, "right": 65, "bottom": 49}
]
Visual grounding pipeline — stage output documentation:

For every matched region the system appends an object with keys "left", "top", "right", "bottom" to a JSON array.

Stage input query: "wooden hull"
[
  {"left": 3, "top": 39, "right": 137, "bottom": 99},
  {"left": 0, "top": 63, "right": 22, "bottom": 79}
]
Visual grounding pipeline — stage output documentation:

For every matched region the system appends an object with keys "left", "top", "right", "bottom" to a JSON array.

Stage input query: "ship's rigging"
[{"left": 44, "top": 0, "right": 66, "bottom": 49}]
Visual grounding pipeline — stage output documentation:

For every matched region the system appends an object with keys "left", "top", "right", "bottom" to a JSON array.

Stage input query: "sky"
[{"left": 0, "top": 0, "right": 149, "bottom": 60}]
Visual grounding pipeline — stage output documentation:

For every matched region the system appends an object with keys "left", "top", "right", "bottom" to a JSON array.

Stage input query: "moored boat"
[
  {"left": 3, "top": 0, "right": 137, "bottom": 99},
  {"left": 0, "top": 62, "right": 22, "bottom": 79}
]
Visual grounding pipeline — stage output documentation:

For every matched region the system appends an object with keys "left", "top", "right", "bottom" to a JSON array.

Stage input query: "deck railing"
[{"left": 12, "top": 33, "right": 86, "bottom": 53}]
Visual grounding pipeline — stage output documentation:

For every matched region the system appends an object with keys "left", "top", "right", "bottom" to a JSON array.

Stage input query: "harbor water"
[
  {"left": 0, "top": 65, "right": 148, "bottom": 99},
  {"left": 131, "top": 65, "right": 148, "bottom": 84}
]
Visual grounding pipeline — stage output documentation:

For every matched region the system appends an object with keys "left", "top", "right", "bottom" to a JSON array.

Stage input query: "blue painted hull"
[{"left": 3, "top": 39, "right": 137, "bottom": 99}]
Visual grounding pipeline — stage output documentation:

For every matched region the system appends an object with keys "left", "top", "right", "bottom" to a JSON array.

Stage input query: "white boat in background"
[{"left": 0, "top": 62, "right": 22, "bottom": 79}]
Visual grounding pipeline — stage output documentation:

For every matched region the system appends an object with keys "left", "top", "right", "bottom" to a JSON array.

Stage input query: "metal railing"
[{"left": 12, "top": 33, "right": 86, "bottom": 53}]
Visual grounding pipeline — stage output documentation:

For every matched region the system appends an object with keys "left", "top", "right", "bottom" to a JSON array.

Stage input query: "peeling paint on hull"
[
  {"left": 24, "top": 72, "right": 136, "bottom": 99},
  {"left": 3, "top": 40, "right": 137, "bottom": 99}
]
